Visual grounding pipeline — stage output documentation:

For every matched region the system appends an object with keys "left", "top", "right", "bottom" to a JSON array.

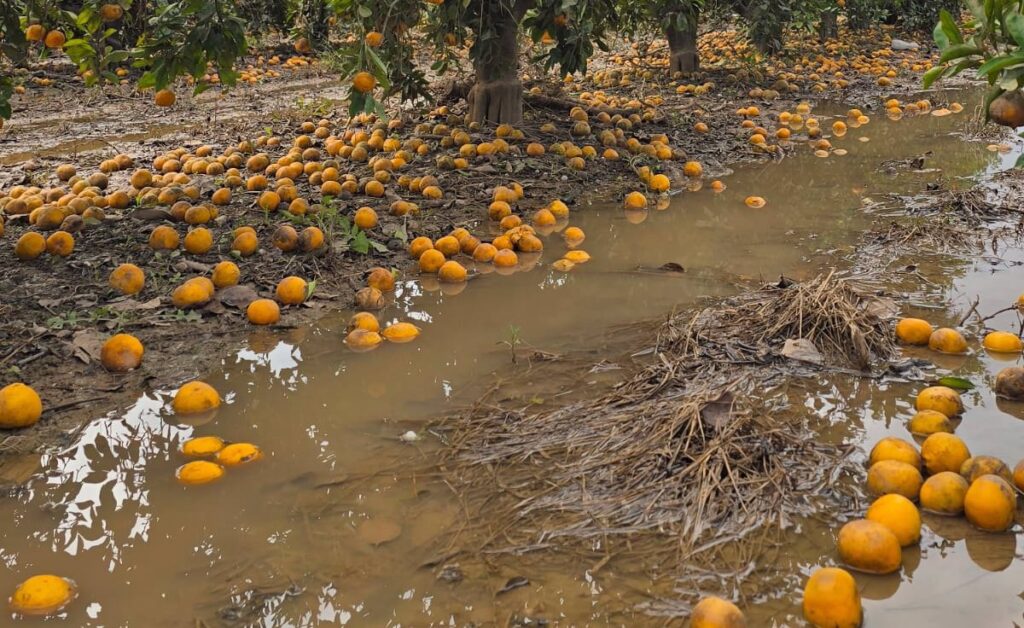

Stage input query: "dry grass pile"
[{"left": 438, "top": 273, "right": 887, "bottom": 564}]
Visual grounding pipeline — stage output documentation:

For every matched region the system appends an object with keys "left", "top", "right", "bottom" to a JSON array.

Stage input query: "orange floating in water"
[{"left": 744, "top": 196, "right": 766, "bottom": 208}]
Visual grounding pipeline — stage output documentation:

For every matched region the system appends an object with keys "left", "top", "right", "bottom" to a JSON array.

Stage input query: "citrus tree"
[
  {"left": 925, "top": 1, "right": 1024, "bottom": 128},
  {"left": 0, "top": 0, "right": 249, "bottom": 122},
  {"left": 618, "top": 0, "right": 703, "bottom": 74},
  {"left": 333, "top": 0, "right": 617, "bottom": 125}
]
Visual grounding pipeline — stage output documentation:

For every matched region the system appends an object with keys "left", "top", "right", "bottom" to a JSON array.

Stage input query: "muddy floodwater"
[{"left": 3, "top": 95, "right": 1024, "bottom": 626}]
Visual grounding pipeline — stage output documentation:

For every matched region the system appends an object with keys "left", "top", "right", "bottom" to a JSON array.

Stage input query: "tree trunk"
[
  {"left": 819, "top": 10, "right": 838, "bottom": 41},
  {"left": 467, "top": 2, "right": 529, "bottom": 125},
  {"left": 666, "top": 11, "right": 700, "bottom": 75}
]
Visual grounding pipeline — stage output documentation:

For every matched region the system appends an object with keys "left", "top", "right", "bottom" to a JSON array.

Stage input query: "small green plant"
[{"left": 499, "top": 325, "right": 522, "bottom": 364}]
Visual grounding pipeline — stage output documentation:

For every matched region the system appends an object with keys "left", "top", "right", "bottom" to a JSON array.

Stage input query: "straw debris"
[{"left": 437, "top": 273, "right": 888, "bottom": 567}]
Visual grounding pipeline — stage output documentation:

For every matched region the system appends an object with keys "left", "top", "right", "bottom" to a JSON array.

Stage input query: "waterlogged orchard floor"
[{"left": 2, "top": 97, "right": 1024, "bottom": 625}]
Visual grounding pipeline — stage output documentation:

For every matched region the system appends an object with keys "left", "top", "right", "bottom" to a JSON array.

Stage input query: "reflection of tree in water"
[{"left": 40, "top": 394, "right": 188, "bottom": 563}]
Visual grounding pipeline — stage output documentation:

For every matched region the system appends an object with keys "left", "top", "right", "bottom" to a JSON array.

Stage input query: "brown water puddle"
[{"left": 1, "top": 95, "right": 1020, "bottom": 625}]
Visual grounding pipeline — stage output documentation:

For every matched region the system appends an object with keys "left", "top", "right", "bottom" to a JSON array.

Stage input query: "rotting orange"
[
  {"left": 921, "top": 432, "right": 971, "bottom": 475},
  {"left": 472, "top": 243, "right": 498, "bottom": 262},
  {"left": 100, "top": 333, "right": 144, "bottom": 372},
  {"left": 109, "top": 263, "right": 145, "bottom": 295},
  {"left": 744, "top": 196, "right": 766, "bottom": 209},
  {"left": 624, "top": 191, "right": 648, "bottom": 210},
  {"left": 493, "top": 249, "right": 518, "bottom": 268},
  {"left": 171, "top": 278, "right": 212, "bottom": 309},
  {"left": 563, "top": 250, "right": 591, "bottom": 264},
  {"left": 0, "top": 382, "right": 43, "bottom": 429},
  {"left": 15, "top": 232, "right": 46, "bottom": 260},
  {"left": 216, "top": 442, "right": 263, "bottom": 466},
  {"left": 8, "top": 574, "right": 75, "bottom": 615},
  {"left": 382, "top": 322, "right": 421, "bottom": 343},
  {"left": 354, "top": 286, "right": 384, "bottom": 311},
  {"left": 802, "top": 567, "right": 861, "bottom": 628},
  {"left": 919, "top": 471, "right": 969, "bottom": 515},
  {"left": 367, "top": 267, "right": 396, "bottom": 292},
  {"left": 960, "top": 455, "right": 1013, "bottom": 485},
  {"left": 272, "top": 224, "right": 299, "bottom": 252},
  {"left": 345, "top": 328, "right": 383, "bottom": 352},
  {"left": 348, "top": 312, "right": 380, "bottom": 333},
  {"left": 928, "top": 327, "right": 968, "bottom": 354},
  {"left": 836, "top": 518, "right": 902, "bottom": 574},
  {"left": 149, "top": 225, "right": 180, "bottom": 251},
  {"left": 866, "top": 460, "right": 922, "bottom": 500},
  {"left": 299, "top": 226, "right": 324, "bottom": 252},
  {"left": 1014, "top": 458, "right": 1024, "bottom": 491},
  {"left": 434, "top": 235, "right": 460, "bottom": 257},
  {"left": 915, "top": 386, "right": 963, "bottom": 417},
  {"left": 44, "top": 230, "right": 74, "bottom": 257},
  {"left": 172, "top": 381, "right": 221, "bottom": 415},
  {"left": 907, "top": 410, "right": 953, "bottom": 436},
  {"left": 231, "top": 230, "right": 258, "bottom": 257}
]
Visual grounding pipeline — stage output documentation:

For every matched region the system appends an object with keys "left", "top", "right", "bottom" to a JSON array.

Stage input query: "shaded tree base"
[{"left": 467, "top": 79, "right": 523, "bottom": 125}]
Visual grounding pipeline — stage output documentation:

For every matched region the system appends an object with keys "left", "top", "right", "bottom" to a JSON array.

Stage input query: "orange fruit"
[
  {"left": 154, "top": 88, "right": 176, "bottom": 107},
  {"left": 919, "top": 471, "right": 969, "bottom": 515},
  {"left": 183, "top": 227, "right": 213, "bottom": 254},
  {"left": 868, "top": 437, "right": 920, "bottom": 468},
  {"left": 354, "top": 206, "right": 379, "bottom": 229},
  {"left": 366, "top": 267, "right": 395, "bottom": 292},
  {"left": 493, "top": 248, "right": 518, "bottom": 268},
  {"left": 275, "top": 276, "right": 307, "bottom": 305},
  {"left": 180, "top": 435, "right": 225, "bottom": 457},
  {"left": 921, "top": 433, "right": 971, "bottom": 475},
  {"left": 895, "top": 318, "right": 931, "bottom": 345},
  {"left": 348, "top": 312, "right": 380, "bottom": 333},
  {"left": 381, "top": 322, "right": 421, "bottom": 343},
  {"left": 866, "top": 460, "right": 922, "bottom": 500},
  {"left": 43, "top": 29, "right": 66, "bottom": 49},
  {"left": 216, "top": 442, "right": 262, "bottom": 466},
  {"left": 408, "top": 236, "right": 433, "bottom": 259},
  {"left": 149, "top": 225, "right": 179, "bottom": 250},
  {"left": 100, "top": 333, "right": 145, "bottom": 372},
  {"left": 109, "top": 263, "right": 145, "bottom": 295},
  {"left": 0, "top": 383, "right": 43, "bottom": 429},
  {"left": 247, "top": 298, "right": 281, "bottom": 325},
  {"left": 964, "top": 474, "right": 1017, "bottom": 531},
  {"left": 352, "top": 71, "right": 377, "bottom": 93},
  {"left": 802, "top": 568, "right": 861, "bottom": 628},
  {"left": 915, "top": 386, "right": 963, "bottom": 417},
  {"left": 438, "top": 260, "right": 467, "bottom": 283},
  {"left": 928, "top": 327, "right": 968, "bottom": 354},
  {"left": 982, "top": 331, "right": 1022, "bottom": 353},
  {"left": 419, "top": 248, "right": 446, "bottom": 273},
  {"left": 8, "top": 574, "right": 75, "bottom": 615},
  {"left": 172, "top": 381, "right": 220, "bottom": 415},
  {"left": 836, "top": 518, "right": 901, "bottom": 574},
  {"left": 866, "top": 493, "right": 920, "bottom": 546},
  {"left": 212, "top": 261, "right": 240, "bottom": 288},
  {"left": 15, "top": 232, "right": 46, "bottom": 260},
  {"left": 690, "top": 596, "right": 745, "bottom": 627},
  {"left": 176, "top": 460, "right": 225, "bottom": 485},
  {"left": 623, "top": 191, "right": 648, "bottom": 210},
  {"left": 44, "top": 230, "right": 74, "bottom": 257}
]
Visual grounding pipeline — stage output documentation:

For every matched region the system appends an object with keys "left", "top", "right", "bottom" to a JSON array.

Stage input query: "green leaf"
[
  {"left": 939, "top": 44, "right": 982, "bottom": 64},
  {"left": 937, "top": 376, "right": 974, "bottom": 391},
  {"left": 976, "top": 53, "right": 1024, "bottom": 81},
  {"left": 922, "top": 65, "right": 946, "bottom": 89},
  {"left": 1006, "top": 12, "right": 1024, "bottom": 47},
  {"left": 939, "top": 9, "right": 964, "bottom": 45}
]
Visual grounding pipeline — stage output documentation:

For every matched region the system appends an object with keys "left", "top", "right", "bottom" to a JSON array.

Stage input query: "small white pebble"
[{"left": 400, "top": 430, "right": 420, "bottom": 442}]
